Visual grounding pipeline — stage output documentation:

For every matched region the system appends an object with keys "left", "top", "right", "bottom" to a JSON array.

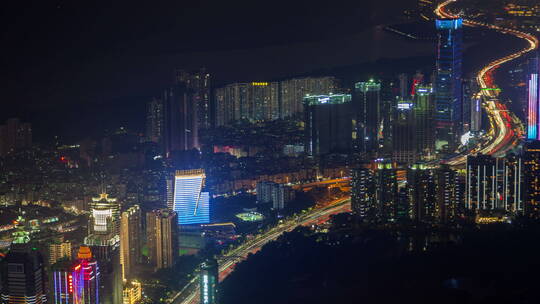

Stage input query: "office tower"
[
  {"left": 502, "top": 154, "right": 523, "bottom": 213},
  {"left": 173, "top": 169, "right": 210, "bottom": 225},
  {"left": 470, "top": 96, "right": 482, "bottom": 133},
  {"left": 527, "top": 56, "right": 539, "bottom": 140},
  {"left": 85, "top": 192, "right": 122, "bottom": 304},
  {"left": 523, "top": 141, "right": 540, "bottom": 218},
  {"left": 89, "top": 192, "right": 121, "bottom": 236},
  {"left": 408, "top": 168, "right": 437, "bottom": 223},
  {"left": 0, "top": 118, "right": 32, "bottom": 157},
  {"left": 435, "top": 165, "right": 459, "bottom": 223},
  {"left": 351, "top": 167, "right": 375, "bottom": 219},
  {"left": 49, "top": 239, "right": 72, "bottom": 265},
  {"left": 145, "top": 97, "right": 164, "bottom": 143},
  {"left": 435, "top": 18, "right": 463, "bottom": 150},
  {"left": 396, "top": 187, "right": 410, "bottom": 220},
  {"left": 466, "top": 154, "right": 497, "bottom": 211},
  {"left": 120, "top": 205, "right": 142, "bottom": 281},
  {"left": 413, "top": 85, "right": 436, "bottom": 158},
  {"left": 393, "top": 100, "right": 416, "bottom": 164},
  {"left": 51, "top": 260, "right": 74, "bottom": 304},
  {"left": 122, "top": 281, "right": 142, "bottom": 304},
  {"left": 375, "top": 164, "right": 398, "bottom": 222},
  {"left": 146, "top": 209, "right": 179, "bottom": 270},
  {"left": 280, "top": 76, "right": 340, "bottom": 118},
  {"left": 175, "top": 68, "right": 212, "bottom": 130},
  {"left": 353, "top": 80, "right": 381, "bottom": 154},
  {"left": 199, "top": 258, "right": 219, "bottom": 304},
  {"left": 162, "top": 83, "right": 198, "bottom": 156},
  {"left": 304, "top": 94, "right": 353, "bottom": 156},
  {"left": 71, "top": 246, "right": 100, "bottom": 304},
  {"left": 1, "top": 239, "right": 47, "bottom": 304}
]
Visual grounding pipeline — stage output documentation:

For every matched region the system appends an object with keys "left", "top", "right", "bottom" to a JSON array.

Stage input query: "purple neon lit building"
[{"left": 528, "top": 56, "right": 540, "bottom": 140}]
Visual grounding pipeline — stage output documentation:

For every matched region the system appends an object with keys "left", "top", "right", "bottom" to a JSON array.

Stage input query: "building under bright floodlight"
[{"left": 173, "top": 169, "right": 210, "bottom": 225}]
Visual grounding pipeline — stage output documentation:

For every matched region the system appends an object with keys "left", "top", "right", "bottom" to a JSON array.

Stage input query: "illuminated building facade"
[
  {"left": 120, "top": 206, "right": 142, "bottom": 281},
  {"left": 375, "top": 164, "right": 398, "bottom": 222},
  {"left": 162, "top": 83, "right": 198, "bottom": 156},
  {"left": 527, "top": 56, "right": 539, "bottom": 140},
  {"left": 145, "top": 97, "right": 164, "bottom": 144},
  {"left": 89, "top": 193, "right": 120, "bottom": 236},
  {"left": 470, "top": 96, "right": 482, "bottom": 133},
  {"left": 413, "top": 85, "right": 436, "bottom": 158},
  {"left": 122, "top": 281, "right": 141, "bottom": 304},
  {"left": 523, "top": 141, "right": 540, "bottom": 218},
  {"left": 279, "top": 76, "right": 339, "bottom": 118},
  {"left": 304, "top": 94, "right": 353, "bottom": 156},
  {"left": 501, "top": 154, "right": 523, "bottom": 213},
  {"left": 435, "top": 166, "right": 460, "bottom": 223},
  {"left": 49, "top": 239, "right": 72, "bottom": 265},
  {"left": 353, "top": 81, "right": 381, "bottom": 153},
  {"left": 408, "top": 168, "right": 437, "bottom": 223},
  {"left": 146, "top": 209, "right": 179, "bottom": 270},
  {"left": 393, "top": 100, "right": 417, "bottom": 164},
  {"left": 466, "top": 154, "right": 497, "bottom": 211},
  {"left": 435, "top": 18, "right": 463, "bottom": 150},
  {"left": 71, "top": 246, "right": 99, "bottom": 304},
  {"left": 51, "top": 261, "right": 74, "bottom": 304},
  {"left": 175, "top": 68, "right": 212, "bottom": 130},
  {"left": 351, "top": 167, "right": 375, "bottom": 219},
  {"left": 173, "top": 169, "right": 210, "bottom": 225},
  {"left": 215, "top": 82, "right": 279, "bottom": 126},
  {"left": 1, "top": 243, "right": 47, "bottom": 304},
  {"left": 215, "top": 77, "right": 339, "bottom": 126},
  {"left": 199, "top": 258, "right": 219, "bottom": 304}
]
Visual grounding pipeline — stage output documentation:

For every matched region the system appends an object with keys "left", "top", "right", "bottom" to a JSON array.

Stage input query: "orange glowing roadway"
[
  {"left": 171, "top": 197, "right": 351, "bottom": 304},
  {"left": 436, "top": 0, "right": 538, "bottom": 166}
]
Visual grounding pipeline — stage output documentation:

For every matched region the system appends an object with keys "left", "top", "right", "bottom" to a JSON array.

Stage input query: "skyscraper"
[
  {"left": 375, "top": 163, "right": 398, "bottom": 222},
  {"left": 435, "top": 18, "right": 463, "bottom": 150},
  {"left": 466, "top": 154, "right": 497, "bottom": 211},
  {"left": 85, "top": 193, "right": 122, "bottom": 304},
  {"left": 304, "top": 94, "right": 353, "bottom": 156},
  {"left": 162, "top": 83, "right": 198, "bottom": 156},
  {"left": 175, "top": 68, "right": 212, "bottom": 130},
  {"left": 145, "top": 97, "right": 164, "bottom": 144},
  {"left": 146, "top": 209, "right": 179, "bottom": 270},
  {"left": 71, "top": 246, "right": 100, "bottom": 304},
  {"left": 501, "top": 153, "right": 523, "bottom": 213},
  {"left": 1, "top": 242, "right": 47, "bottom": 304},
  {"left": 523, "top": 141, "right": 540, "bottom": 218},
  {"left": 408, "top": 167, "right": 437, "bottom": 223},
  {"left": 279, "top": 76, "right": 340, "bottom": 118},
  {"left": 393, "top": 100, "right": 417, "bottom": 164},
  {"left": 173, "top": 169, "right": 210, "bottom": 225},
  {"left": 413, "top": 85, "right": 436, "bottom": 158},
  {"left": 199, "top": 258, "right": 219, "bottom": 304},
  {"left": 120, "top": 205, "right": 142, "bottom": 281},
  {"left": 351, "top": 167, "right": 375, "bottom": 219},
  {"left": 527, "top": 56, "right": 539, "bottom": 140},
  {"left": 470, "top": 96, "right": 482, "bottom": 133},
  {"left": 353, "top": 80, "right": 381, "bottom": 154},
  {"left": 50, "top": 260, "right": 74, "bottom": 304}
]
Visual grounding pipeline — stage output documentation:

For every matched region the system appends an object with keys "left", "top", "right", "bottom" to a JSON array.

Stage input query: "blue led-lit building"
[
  {"left": 173, "top": 169, "right": 210, "bottom": 225},
  {"left": 435, "top": 18, "right": 463, "bottom": 150},
  {"left": 527, "top": 55, "right": 540, "bottom": 140}
]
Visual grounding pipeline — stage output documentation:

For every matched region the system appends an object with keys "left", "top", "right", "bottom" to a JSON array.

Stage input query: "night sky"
[{"left": 1, "top": 0, "right": 416, "bottom": 140}]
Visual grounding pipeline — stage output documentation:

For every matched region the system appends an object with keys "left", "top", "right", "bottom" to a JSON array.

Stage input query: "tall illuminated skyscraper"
[
  {"left": 435, "top": 18, "right": 463, "bottom": 150},
  {"left": 303, "top": 94, "right": 353, "bottom": 156},
  {"left": 199, "top": 258, "right": 219, "bottom": 304},
  {"left": 175, "top": 68, "right": 212, "bottom": 130},
  {"left": 120, "top": 205, "right": 142, "bottom": 281},
  {"left": 527, "top": 56, "right": 539, "bottom": 140},
  {"left": 414, "top": 85, "right": 436, "bottom": 158},
  {"left": 351, "top": 167, "right": 375, "bottom": 219},
  {"left": 466, "top": 154, "right": 497, "bottom": 211},
  {"left": 173, "top": 169, "right": 210, "bottom": 225},
  {"left": 353, "top": 80, "right": 381, "bottom": 153},
  {"left": 146, "top": 209, "right": 179, "bottom": 270},
  {"left": 71, "top": 246, "right": 100, "bottom": 304},
  {"left": 51, "top": 260, "right": 74, "bottom": 304}
]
